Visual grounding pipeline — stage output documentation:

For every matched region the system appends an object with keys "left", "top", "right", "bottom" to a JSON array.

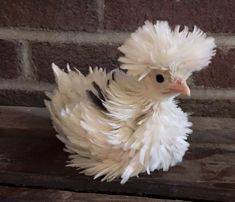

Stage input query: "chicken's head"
[
  {"left": 138, "top": 68, "right": 190, "bottom": 101},
  {"left": 118, "top": 21, "right": 216, "bottom": 101}
]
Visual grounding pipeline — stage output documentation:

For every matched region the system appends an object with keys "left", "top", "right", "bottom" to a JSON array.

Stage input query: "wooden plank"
[
  {"left": 0, "top": 140, "right": 234, "bottom": 201},
  {"left": 0, "top": 106, "right": 234, "bottom": 144},
  {"left": 0, "top": 106, "right": 234, "bottom": 201},
  {"left": 0, "top": 186, "right": 185, "bottom": 202}
]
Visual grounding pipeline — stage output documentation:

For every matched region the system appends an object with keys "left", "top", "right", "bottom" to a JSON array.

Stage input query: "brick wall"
[{"left": 0, "top": 0, "right": 234, "bottom": 117}]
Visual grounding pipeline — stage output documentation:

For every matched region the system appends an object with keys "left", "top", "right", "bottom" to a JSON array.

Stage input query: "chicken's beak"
[{"left": 165, "top": 80, "right": 191, "bottom": 96}]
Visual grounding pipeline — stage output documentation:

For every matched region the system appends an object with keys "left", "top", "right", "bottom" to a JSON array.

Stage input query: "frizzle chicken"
[{"left": 45, "top": 21, "right": 216, "bottom": 184}]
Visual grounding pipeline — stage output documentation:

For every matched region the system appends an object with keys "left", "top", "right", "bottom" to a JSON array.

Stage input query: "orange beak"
[{"left": 165, "top": 80, "right": 191, "bottom": 96}]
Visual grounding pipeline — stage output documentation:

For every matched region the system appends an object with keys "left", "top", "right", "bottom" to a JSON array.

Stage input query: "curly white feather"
[
  {"left": 46, "top": 63, "right": 192, "bottom": 184},
  {"left": 118, "top": 21, "right": 216, "bottom": 80}
]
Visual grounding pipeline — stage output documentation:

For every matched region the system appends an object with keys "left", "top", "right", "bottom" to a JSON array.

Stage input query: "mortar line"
[
  {"left": 19, "top": 40, "right": 35, "bottom": 79},
  {"left": 0, "top": 28, "right": 129, "bottom": 44},
  {"left": 0, "top": 28, "right": 235, "bottom": 47},
  {"left": 181, "top": 88, "right": 235, "bottom": 100},
  {"left": 0, "top": 80, "right": 54, "bottom": 91}
]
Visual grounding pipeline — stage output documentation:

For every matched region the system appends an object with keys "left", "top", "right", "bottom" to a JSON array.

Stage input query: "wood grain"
[{"left": 0, "top": 186, "right": 186, "bottom": 202}]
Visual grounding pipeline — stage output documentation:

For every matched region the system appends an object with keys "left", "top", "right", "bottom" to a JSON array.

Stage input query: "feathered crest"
[{"left": 118, "top": 21, "right": 216, "bottom": 80}]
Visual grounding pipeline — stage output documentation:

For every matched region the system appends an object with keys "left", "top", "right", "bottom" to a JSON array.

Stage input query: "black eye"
[{"left": 156, "top": 74, "right": 164, "bottom": 83}]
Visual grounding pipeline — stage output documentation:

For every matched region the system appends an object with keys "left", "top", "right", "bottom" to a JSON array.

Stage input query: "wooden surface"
[
  {"left": 0, "top": 186, "right": 185, "bottom": 202},
  {"left": 0, "top": 106, "right": 234, "bottom": 202}
]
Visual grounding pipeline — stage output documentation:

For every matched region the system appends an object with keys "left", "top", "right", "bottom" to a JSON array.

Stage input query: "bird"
[{"left": 45, "top": 21, "right": 216, "bottom": 184}]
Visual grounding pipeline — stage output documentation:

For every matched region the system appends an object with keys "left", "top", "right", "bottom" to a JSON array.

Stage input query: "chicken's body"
[
  {"left": 46, "top": 65, "right": 191, "bottom": 184},
  {"left": 46, "top": 21, "right": 216, "bottom": 183}
]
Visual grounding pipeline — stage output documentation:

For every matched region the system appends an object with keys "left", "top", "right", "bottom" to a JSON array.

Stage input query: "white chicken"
[{"left": 45, "top": 21, "right": 216, "bottom": 184}]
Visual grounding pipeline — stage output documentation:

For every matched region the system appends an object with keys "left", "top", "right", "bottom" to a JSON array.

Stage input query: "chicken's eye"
[{"left": 156, "top": 74, "right": 164, "bottom": 83}]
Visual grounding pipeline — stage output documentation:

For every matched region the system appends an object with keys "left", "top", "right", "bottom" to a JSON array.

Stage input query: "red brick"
[
  {"left": 0, "top": 0, "right": 98, "bottom": 32},
  {"left": 193, "top": 48, "right": 235, "bottom": 88},
  {"left": 0, "top": 40, "right": 21, "bottom": 79},
  {"left": 178, "top": 98, "right": 235, "bottom": 118},
  {"left": 31, "top": 43, "right": 119, "bottom": 82},
  {"left": 0, "top": 89, "right": 45, "bottom": 107},
  {"left": 104, "top": 0, "right": 235, "bottom": 33}
]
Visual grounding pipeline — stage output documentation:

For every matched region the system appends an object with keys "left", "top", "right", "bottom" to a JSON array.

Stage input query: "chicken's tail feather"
[
  {"left": 52, "top": 63, "right": 64, "bottom": 82},
  {"left": 67, "top": 155, "right": 128, "bottom": 182},
  {"left": 51, "top": 63, "right": 70, "bottom": 87}
]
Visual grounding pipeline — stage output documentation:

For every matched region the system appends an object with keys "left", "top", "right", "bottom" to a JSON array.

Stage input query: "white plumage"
[{"left": 45, "top": 21, "right": 216, "bottom": 184}]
